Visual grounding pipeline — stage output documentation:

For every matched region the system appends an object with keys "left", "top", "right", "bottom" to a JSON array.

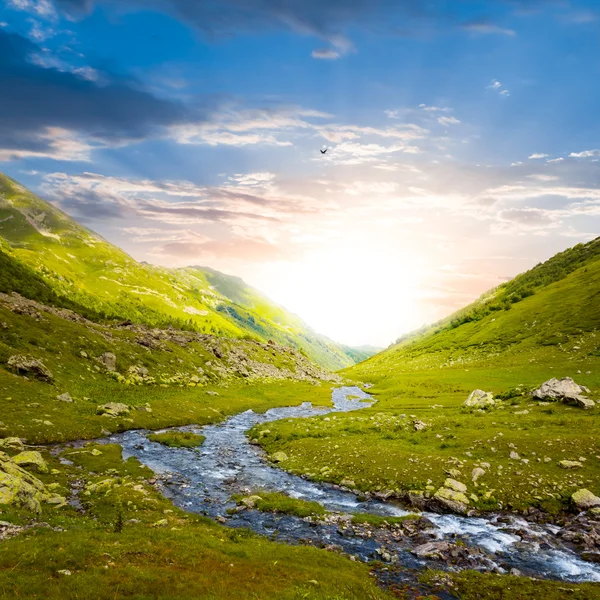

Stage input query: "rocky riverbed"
[{"left": 106, "top": 387, "right": 600, "bottom": 588}]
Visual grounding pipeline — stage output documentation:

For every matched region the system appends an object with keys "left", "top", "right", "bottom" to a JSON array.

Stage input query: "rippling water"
[{"left": 110, "top": 386, "right": 600, "bottom": 583}]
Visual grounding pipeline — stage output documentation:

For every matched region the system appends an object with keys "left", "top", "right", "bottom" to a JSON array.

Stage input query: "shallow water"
[{"left": 111, "top": 386, "right": 600, "bottom": 583}]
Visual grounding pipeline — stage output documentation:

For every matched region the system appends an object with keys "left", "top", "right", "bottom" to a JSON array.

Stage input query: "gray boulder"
[
  {"left": 99, "top": 352, "right": 117, "bottom": 372},
  {"left": 96, "top": 402, "right": 130, "bottom": 417},
  {"left": 533, "top": 377, "right": 594, "bottom": 409},
  {"left": 464, "top": 389, "right": 495, "bottom": 408},
  {"left": 7, "top": 355, "right": 53, "bottom": 382},
  {"left": 571, "top": 489, "right": 600, "bottom": 510}
]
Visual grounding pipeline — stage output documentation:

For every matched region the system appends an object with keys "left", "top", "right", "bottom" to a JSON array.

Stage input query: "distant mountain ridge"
[{"left": 0, "top": 172, "right": 375, "bottom": 370}]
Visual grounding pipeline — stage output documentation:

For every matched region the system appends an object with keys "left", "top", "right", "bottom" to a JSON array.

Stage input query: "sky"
[{"left": 1, "top": 0, "right": 600, "bottom": 347}]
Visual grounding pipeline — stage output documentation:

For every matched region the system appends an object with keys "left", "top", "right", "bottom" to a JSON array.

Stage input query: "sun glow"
[{"left": 251, "top": 240, "right": 429, "bottom": 347}]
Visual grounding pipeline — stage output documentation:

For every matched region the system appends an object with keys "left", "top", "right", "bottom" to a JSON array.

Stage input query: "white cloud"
[
  {"left": 0, "top": 128, "right": 95, "bottom": 162},
  {"left": 569, "top": 149, "right": 600, "bottom": 158},
  {"left": 547, "top": 157, "right": 564, "bottom": 163},
  {"left": 437, "top": 116, "right": 460, "bottom": 126},
  {"left": 487, "top": 79, "right": 510, "bottom": 96},
  {"left": 463, "top": 22, "right": 516, "bottom": 36},
  {"left": 311, "top": 48, "right": 341, "bottom": 60},
  {"left": 419, "top": 104, "right": 450, "bottom": 113},
  {"left": 528, "top": 153, "right": 548, "bottom": 159}
]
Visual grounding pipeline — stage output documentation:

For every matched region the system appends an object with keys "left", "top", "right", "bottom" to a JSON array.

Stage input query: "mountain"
[
  {"left": 349, "top": 235, "right": 600, "bottom": 377},
  {"left": 0, "top": 172, "right": 371, "bottom": 370}
]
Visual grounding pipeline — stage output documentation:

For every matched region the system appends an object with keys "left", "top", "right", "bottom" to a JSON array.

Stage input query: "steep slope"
[
  {"left": 353, "top": 236, "right": 600, "bottom": 376},
  {"left": 0, "top": 172, "right": 362, "bottom": 370}
]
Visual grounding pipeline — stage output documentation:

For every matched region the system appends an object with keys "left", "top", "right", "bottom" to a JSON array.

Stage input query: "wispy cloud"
[
  {"left": 462, "top": 20, "right": 516, "bottom": 36},
  {"left": 486, "top": 79, "right": 510, "bottom": 96}
]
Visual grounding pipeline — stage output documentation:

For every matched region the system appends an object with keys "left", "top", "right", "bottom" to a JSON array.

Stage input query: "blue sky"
[{"left": 1, "top": 0, "right": 599, "bottom": 345}]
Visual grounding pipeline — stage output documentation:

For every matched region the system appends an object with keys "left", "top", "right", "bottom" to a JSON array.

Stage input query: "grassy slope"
[
  {"left": 0, "top": 172, "right": 364, "bottom": 370},
  {"left": 253, "top": 238, "right": 600, "bottom": 514}
]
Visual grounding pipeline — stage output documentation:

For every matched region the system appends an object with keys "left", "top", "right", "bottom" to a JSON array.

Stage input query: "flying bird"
[{"left": 320, "top": 148, "right": 328, "bottom": 154}]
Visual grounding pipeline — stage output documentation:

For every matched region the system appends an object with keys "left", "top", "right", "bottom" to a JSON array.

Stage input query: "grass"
[
  {"left": 0, "top": 442, "right": 393, "bottom": 600},
  {"left": 250, "top": 248, "right": 600, "bottom": 515},
  {"left": 147, "top": 431, "right": 206, "bottom": 448},
  {"left": 233, "top": 490, "right": 328, "bottom": 518},
  {"left": 421, "top": 570, "right": 600, "bottom": 600}
]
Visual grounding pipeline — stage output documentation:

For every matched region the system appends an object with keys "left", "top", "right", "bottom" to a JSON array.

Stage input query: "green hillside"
[
  {"left": 254, "top": 238, "right": 600, "bottom": 516},
  {"left": 368, "top": 235, "right": 600, "bottom": 370},
  {"left": 0, "top": 172, "right": 367, "bottom": 370}
]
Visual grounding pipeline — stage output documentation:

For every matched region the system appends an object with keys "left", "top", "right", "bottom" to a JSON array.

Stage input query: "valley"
[{"left": 0, "top": 173, "right": 600, "bottom": 598}]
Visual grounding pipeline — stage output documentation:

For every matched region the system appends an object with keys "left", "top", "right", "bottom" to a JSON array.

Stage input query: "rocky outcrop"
[
  {"left": 433, "top": 479, "right": 470, "bottom": 514},
  {"left": 7, "top": 355, "right": 53, "bottom": 382},
  {"left": 463, "top": 389, "right": 495, "bottom": 408},
  {"left": 533, "top": 377, "right": 595, "bottom": 409},
  {"left": 12, "top": 451, "right": 48, "bottom": 474},
  {"left": 0, "top": 451, "right": 64, "bottom": 512},
  {"left": 0, "top": 437, "right": 25, "bottom": 452},
  {"left": 572, "top": 489, "right": 600, "bottom": 511},
  {"left": 96, "top": 402, "right": 130, "bottom": 417}
]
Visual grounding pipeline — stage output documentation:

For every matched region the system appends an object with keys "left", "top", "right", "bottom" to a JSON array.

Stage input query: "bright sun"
[{"left": 251, "top": 241, "right": 429, "bottom": 347}]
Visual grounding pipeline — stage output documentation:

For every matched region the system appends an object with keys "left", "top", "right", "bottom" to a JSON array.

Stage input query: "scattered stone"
[
  {"left": 464, "top": 389, "right": 495, "bottom": 408},
  {"left": 240, "top": 495, "right": 263, "bottom": 509},
  {"left": 571, "top": 489, "right": 600, "bottom": 510},
  {"left": 56, "top": 392, "right": 73, "bottom": 403},
  {"left": 57, "top": 570, "right": 72, "bottom": 576},
  {"left": 80, "top": 351, "right": 88, "bottom": 358},
  {"left": 340, "top": 479, "right": 356, "bottom": 488},
  {"left": 98, "top": 352, "right": 117, "bottom": 371},
  {"left": 510, "top": 451, "right": 520, "bottom": 460},
  {"left": 96, "top": 403, "right": 130, "bottom": 417},
  {"left": 533, "top": 377, "right": 594, "bottom": 409},
  {"left": 7, "top": 355, "right": 53, "bottom": 382},
  {"left": 412, "top": 541, "right": 452, "bottom": 559},
  {"left": 215, "top": 515, "right": 227, "bottom": 524},
  {"left": 12, "top": 451, "right": 48, "bottom": 474},
  {"left": 472, "top": 468, "right": 486, "bottom": 483},
  {"left": 559, "top": 460, "right": 583, "bottom": 470},
  {"left": 206, "top": 391, "right": 219, "bottom": 396},
  {"left": 444, "top": 478, "right": 467, "bottom": 494},
  {"left": 433, "top": 486, "right": 469, "bottom": 515},
  {"left": 271, "top": 451, "right": 288, "bottom": 463}
]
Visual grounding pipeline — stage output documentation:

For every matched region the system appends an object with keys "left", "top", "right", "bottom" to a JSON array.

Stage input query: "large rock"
[
  {"left": 0, "top": 438, "right": 25, "bottom": 452},
  {"left": 0, "top": 451, "right": 63, "bottom": 512},
  {"left": 433, "top": 486, "right": 470, "bottom": 514},
  {"left": 99, "top": 352, "right": 117, "bottom": 372},
  {"left": 464, "top": 389, "right": 495, "bottom": 408},
  {"left": 572, "top": 489, "right": 600, "bottom": 510},
  {"left": 559, "top": 460, "right": 583, "bottom": 469},
  {"left": 533, "top": 377, "right": 594, "bottom": 409},
  {"left": 12, "top": 451, "right": 48, "bottom": 474},
  {"left": 96, "top": 402, "right": 130, "bottom": 417},
  {"left": 271, "top": 451, "right": 288, "bottom": 463},
  {"left": 412, "top": 541, "right": 452, "bottom": 559},
  {"left": 56, "top": 392, "right": 73, "bottom": 403},
  {"left": 7, "top": 355, "right": 53, "bottom": 382}
]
